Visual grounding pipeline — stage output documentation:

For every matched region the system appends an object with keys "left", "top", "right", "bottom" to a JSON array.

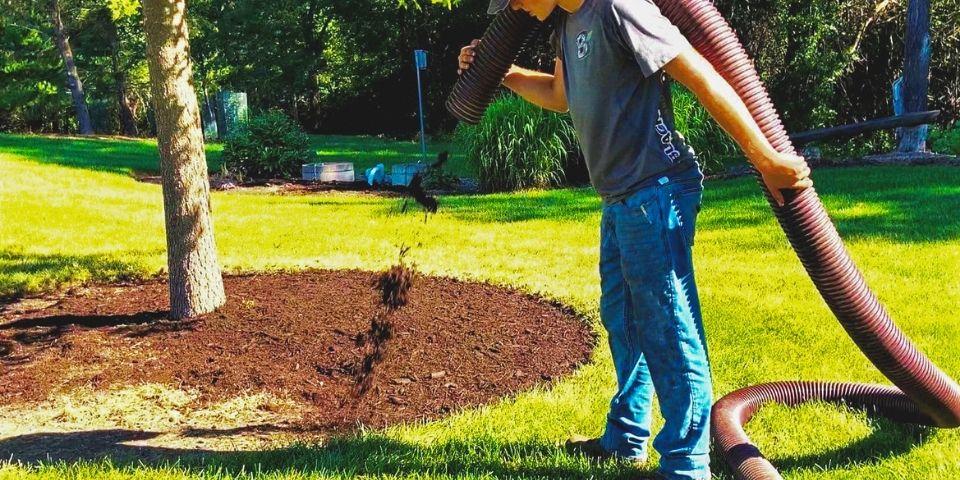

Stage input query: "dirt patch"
[{"left": 0, "top": 270, "right": 594, "bottom": 433}]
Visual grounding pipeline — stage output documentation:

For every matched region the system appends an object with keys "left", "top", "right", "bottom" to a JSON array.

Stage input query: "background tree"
[
  {"left": 0, "top": 3, "right": 74, "bottom": 132},
  {"left": 897, "top": 0, "right": 931, "bottom": 152},
  {"left": 142, "top": 0, "right": 226, "bottom": 319},
  {"left": 1, "top": 0, "right": 957, "bottom": 143},
  {"left": 73, "top": 0, "right": 148, "bottom": 136},
  {"left": 48, "top": 0, "right": 93, "bottom": 134}
]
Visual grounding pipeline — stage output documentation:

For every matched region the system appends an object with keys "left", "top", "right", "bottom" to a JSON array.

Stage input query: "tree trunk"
[
  {"left": 49, "top": 0, "right": 93, "bottom": 135},
  {"left": 142, "top": 0, "right": 226, "bottom": 319},
  {"left": 300, "top": 0, "right": 327, "bottom": 130},
  {"left": 110, "top": 23, "right": 139, "bottom": 137},
  {"left": 898, "top": 0, "right": 931, "bottom": 152},
  {"left": 116, "top": 78, "right": 139, "bottom": 137}
]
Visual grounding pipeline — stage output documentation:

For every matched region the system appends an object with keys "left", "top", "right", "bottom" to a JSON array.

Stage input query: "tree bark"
[
  {"left": 49, "top": 0, "right": 93, "bottom": 135},
  {"left": 142, "top": 0, "right": 226, "bottom": 319},
  {"left": 898, "top": 0, "right": 932, "bottom": 152}
]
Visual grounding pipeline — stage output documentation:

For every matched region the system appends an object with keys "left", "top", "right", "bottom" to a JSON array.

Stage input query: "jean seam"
[
  {"left": 657, "top": 182, "right": 708, "bottom": 451},
  {"left": 655, "top": 185, "right": 677, "bottom": 305}
]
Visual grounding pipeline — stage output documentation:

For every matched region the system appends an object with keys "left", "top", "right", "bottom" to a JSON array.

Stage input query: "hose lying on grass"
[{"left": 445, "top": 3, "right": 960, "bottom": 479}]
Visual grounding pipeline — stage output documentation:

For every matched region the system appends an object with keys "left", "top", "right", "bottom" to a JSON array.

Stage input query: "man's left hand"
[{"left": 754, "top": 151, "right": 813, "bottom": 207}]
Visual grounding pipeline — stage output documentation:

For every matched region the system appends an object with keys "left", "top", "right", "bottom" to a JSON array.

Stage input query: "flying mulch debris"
[
  {"left": 402, "top": 150, "right": 450, "bottom": 215},
  {"left": 354, "top": 250, "right": 416, "bottom": 396}
]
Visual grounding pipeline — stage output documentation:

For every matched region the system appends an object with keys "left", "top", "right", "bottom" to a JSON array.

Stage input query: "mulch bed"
[
  {"left": 0, "top": 270, "right": 594, "bottom": 433},
  {"left": 135, "top": 174, "right": 484, "bottom": 197}
]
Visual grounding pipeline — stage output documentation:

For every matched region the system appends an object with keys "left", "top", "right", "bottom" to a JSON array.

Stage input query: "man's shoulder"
[{"left": 604, "top": 0, "right": 660, "bottom": 19}]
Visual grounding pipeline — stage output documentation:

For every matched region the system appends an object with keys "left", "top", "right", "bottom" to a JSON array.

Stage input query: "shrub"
[
  {"left": 930, "top": 123, "right": 960, "bottom": 155},
  {"left": 670, "top": 82, "right": 740, "bottom": 174},
  {"left": 221, "top": 110, "right": 314, "bottom": 179},
  {"left": 455, "top": 94, "right": 579, "bottom": 192}
]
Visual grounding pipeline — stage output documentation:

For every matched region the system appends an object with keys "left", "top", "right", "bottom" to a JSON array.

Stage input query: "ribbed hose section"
[
  {"left": 650, "top": 0, "right": 960, "bottom": 477},
  {"left": 445, "top": 8, "right": 542, "bottom": 124},
  {"left": 444, "top": 1, "right": 960, "bottom": 479},
  {"left": 712, "top": 381, "right": 934, "bottom": 479}
]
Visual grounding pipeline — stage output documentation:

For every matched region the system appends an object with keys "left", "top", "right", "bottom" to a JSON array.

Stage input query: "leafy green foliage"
[
  {"left": 221, "top": 111, "right": 315, "bottom": 179},
  {"left": 669, "top": 82, "right": 739, "bottom": 174},
  {"left": 930, "top": 123, "right": 960, "bottom": 155},
  {"left": 715, "top": 0, "right": 958, "bottom": 129},
  {"left": 0, "top": 9, "right": 74, "bottom": 132},
  {"left": 456, "top": 94, "right": 578, "bottom": 192},
  {"left": 2, "top": 0, "right": 958, "bottom": 145}
]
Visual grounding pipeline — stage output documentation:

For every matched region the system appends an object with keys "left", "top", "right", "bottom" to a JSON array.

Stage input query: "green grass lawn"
[
  {"left": 0, "top": 133, "right": 470, "bottom": 180},
  {"left": 308, "top": 134, "right": 471, "bottom": 177},
  {"left": 1, "top": 134, "right": 959, "bottom": 479}
]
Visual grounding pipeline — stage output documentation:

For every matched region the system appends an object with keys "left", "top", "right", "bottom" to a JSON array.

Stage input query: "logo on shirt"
[
  {"left": 576, "top": 30, "right": 592, "bottom": 59},
  {"left": 655, "top": 109, "right": 682, "bottom": 162}
]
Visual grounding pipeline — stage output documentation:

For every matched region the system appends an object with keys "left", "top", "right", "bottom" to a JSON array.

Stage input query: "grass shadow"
[
  {"left": 698, "top": 166, "right": 960, "bottom": 243},
  {"left": 0, "top": 429, "right": 651, "bottom": 479},
  {"left": 0, "top": 420, "right": 935, "bottom": 479},
  {"left": 768, "top": 418, "right": 932, "bottom": 475},
  {"left": 385, "top": 188, "right": 602, "bottom": 223},
  {"left": 0, "top": 133, "right": 221, "bottom": 176}
]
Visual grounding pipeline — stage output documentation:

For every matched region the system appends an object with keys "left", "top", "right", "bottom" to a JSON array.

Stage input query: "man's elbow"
[
  {"left": 549, "top": 99, "right": 569, "bottom": 113},
  {"left": 548, "top": 87, "right": 569, "bottom": 113}
]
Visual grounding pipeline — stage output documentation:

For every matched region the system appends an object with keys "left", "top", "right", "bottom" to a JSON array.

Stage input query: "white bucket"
[{"left": 302, "top": 162, "right": 355, "bottom": 182}]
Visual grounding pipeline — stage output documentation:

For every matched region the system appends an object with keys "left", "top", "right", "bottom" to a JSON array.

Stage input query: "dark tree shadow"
[
  {"left": 0, "top": 310, "right": 183, "bottom": 365},
  {"left": 770, "top": 419, "right": 931, "bottom": 474},
  {"left": 0, "top": 417, "right": 935, "bottom": 479},
  {"left": 0, "top": 311, "right": 167, "bottom": 330},
  {"left": 697, "top": 165, "right": 960, "bottom": 243},
  {"left": 370, "top": 165, "right": 959, "bottom": 243},
  {"left": 0, "top": 429, "right": 653, "bottom": 479},
  {"left": 0, "top": 133, "right": 221, "bottom": 176}
]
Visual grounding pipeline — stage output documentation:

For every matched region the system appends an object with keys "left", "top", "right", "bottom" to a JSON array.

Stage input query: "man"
[{"left": 458, "top": 0, "right": 811, "bottom": 479}]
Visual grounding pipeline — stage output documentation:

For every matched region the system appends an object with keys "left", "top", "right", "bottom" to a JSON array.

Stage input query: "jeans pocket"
[
  {"left": 622, "top": 188, "right": 659, "bottom": 225},
  {"left": 675, "top": 186, "right": 702, "bottom": 248}
]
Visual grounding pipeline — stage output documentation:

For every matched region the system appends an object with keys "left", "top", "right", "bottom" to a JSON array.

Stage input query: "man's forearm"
[
  {"left": 663, "top": 49, "right": 780, "bottom": 169},
  {"left": 664, "top": 47, "right": 811, "bottom": 205},
  {"left": 503, "top": 65, "right": 568, "bottom": 113}
]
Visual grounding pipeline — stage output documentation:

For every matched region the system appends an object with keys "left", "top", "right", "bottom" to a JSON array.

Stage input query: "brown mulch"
[{"left": 0, "top": 270, "right": 594, "bottom": 432}]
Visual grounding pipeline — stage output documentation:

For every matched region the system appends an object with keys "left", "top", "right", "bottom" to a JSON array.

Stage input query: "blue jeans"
[{"left": 597, "top": 164, "right": 712, "bottom": 480}]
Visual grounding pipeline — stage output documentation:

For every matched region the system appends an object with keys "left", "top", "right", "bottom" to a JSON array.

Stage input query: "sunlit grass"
[
  {"left": 1, "top": 135, "right": 959, "bottom": 479},
  {"left": 308, "top": 134, "right": 471, "bottom": 177}
]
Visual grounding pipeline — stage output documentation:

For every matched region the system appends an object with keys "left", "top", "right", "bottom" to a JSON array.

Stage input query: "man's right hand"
[
  {"left": 457, "top": 39, "right": 568, "bottom": 112},
  {"left": 457, "top": 39, "right": 480, "bottom": 75}
]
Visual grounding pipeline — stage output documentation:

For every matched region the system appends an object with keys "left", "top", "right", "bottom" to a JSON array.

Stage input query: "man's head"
[{"left": 488, "top": 0, "right": 563, "bottom": 21}]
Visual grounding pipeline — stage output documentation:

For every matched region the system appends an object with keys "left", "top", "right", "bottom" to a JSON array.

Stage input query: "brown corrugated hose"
[{"left": 445, "top": 2, "right": 960, "bottom": 479}]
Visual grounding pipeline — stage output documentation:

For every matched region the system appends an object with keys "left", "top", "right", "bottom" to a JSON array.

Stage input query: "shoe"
[{"left": 564, "top": 435, "right": 647, "bottom": 466}]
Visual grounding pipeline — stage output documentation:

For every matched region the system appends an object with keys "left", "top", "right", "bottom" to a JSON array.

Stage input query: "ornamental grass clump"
[{"left": 456, "top": 94, "right": 579, "bottom": 192}]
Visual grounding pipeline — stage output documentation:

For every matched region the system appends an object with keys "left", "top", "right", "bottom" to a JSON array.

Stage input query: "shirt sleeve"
[{"left": 607, "top": 0, "right": 691, "bottom": 78}]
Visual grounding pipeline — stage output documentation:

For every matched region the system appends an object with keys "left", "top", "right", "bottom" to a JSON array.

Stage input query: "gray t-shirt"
[{"left": 552, "top": 0, "right": 698, "bottom": 202}]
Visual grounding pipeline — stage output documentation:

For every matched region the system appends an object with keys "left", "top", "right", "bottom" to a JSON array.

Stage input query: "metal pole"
[{"left": 415, "top": 51, "right": 427, "bottom": 162}]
